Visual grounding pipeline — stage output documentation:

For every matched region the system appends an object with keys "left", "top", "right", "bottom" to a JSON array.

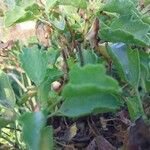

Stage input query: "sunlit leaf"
[
  {"left": 4, "top": 1, "right": 41, "bottom": 27},
  {"left": 46, "top": 0, "right": 57, "bottom": 11},
  {"left": 15, "top": 4, "right": 41, "bottom": 24},
  {"left": 4, "top": 6, "right": 25, "bottom": 27}
]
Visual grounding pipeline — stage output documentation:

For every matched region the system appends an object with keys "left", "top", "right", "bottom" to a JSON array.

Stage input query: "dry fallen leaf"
[
  {"left": 36, "top": 21, "right": 52, "bottom": 48},
  {"left": 86, "top": 18, "right": 99, "bottom": 48},
  {"left": 62, "top": 123, "right": 78, "bottom": 142}
]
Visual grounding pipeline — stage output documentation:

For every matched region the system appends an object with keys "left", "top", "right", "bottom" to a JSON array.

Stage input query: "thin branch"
[
  {"left": 61, "top": 49, "right": 69, "bottom": 82},
  {"left": 65, "top": 17, "right": 76, "bottom": 45},
  {"left": 55, "top": 140, "right": 75, "bottom": 148},
  {"left": 26, "top": 75, "right": 36, "bottom": 111}
]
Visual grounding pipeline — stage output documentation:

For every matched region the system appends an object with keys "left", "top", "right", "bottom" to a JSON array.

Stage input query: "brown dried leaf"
[
  {"left": 86, "top": 18, "right": 99, "bottom": 48},
  {"left": 36, "top": 21, "right": 52, "bottom": 48},
  {"left": 0, "top": 40, "right": 13, "bottom": 51}
]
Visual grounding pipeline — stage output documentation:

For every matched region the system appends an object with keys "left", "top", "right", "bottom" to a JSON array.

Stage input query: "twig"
[
  {"left": 65, "top": 17, "right": 75, "bottom": 46},
  {"left": 55, "top": 140, "right": 75, "bottom": 149},
  {"left": 61, "top": 49, "right": 69, "bottom": 82},
  {"left": 87, "top": 117, "right": 98, "bottom": 137}
]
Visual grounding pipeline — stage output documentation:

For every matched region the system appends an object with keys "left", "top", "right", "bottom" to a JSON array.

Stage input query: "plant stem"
[
  {"left": 26, "top": 75, "right": 36, "bottom": 111},
  {"left": 49, "top": 99, "right": 62, "bottom": 111},
  {"left": 65, "top": 17, "right": 76, "bottom": 49},
  {"left": 76, "top": 44, "right": 84, "bottom": 66},
  {"left": 15, "top": 122, "right": 21, "bottom": 149},
  {"left": 62, "top": 49, "right": 69, "bottom": 82},
  {"left": 8, "top": 73, "right": 27, "bottom": 92},
  {"left": 135, "top": 88, "right": 145, "bottom": 118},
  {"left": 47, "top": 111, "right": 59, "bottom": 119}
]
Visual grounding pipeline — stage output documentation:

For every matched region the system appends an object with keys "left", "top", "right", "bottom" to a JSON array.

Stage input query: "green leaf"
[
  {"left": 20, "top": 112, "right": 45, "bottom": 150},
  {"left": 4, "top": 1, "right": 41, "bottom": 27},
  {"left": 46, "top": 0, "right": 57, "bottom": 11},
  {"left": 17, "top": 0, "right": 36, "bottom": 8},
  {"left": 0, "top": 109, "right": 16, "bottom": 128},
  {"left": 102, "top": 0, "right": 137, "bottom": 15},
  {"left": 47, "top": 47, "right": 60, "bottom": 65},
  {"left": 126, "top": 97, "right": 141, "bottom": 121},
  {"left": 20, "top": 112, "right": 53, "bottom": 150},
  {"left": 46, "top": 0, "right": 87, "bottom": 10},
  {"left": 0, "top": 116, "right": 12, "bottom": 128},
  {"left": 59, "top": 64, "right": 122, "bottom": 117},
  {"left": 15, "top": 4, "right": 41, "bottom": 24},
  {"left": 4, "top": 0, "right": 16, "bottom": 9},
  {"left": 63, "top": 64, "right": 121, "bottom": 95},
  {"left": 4, "top": 6, "right": 26, "bottom": 27},
  {"left": 40, "top": 126, "right": 53, "bottom": 150},
  {"left": 107, "top": 43, "right": 140, "bottom": 87},
  {"left": 59, "top": 94, "right": 121, "bottom": 117},
  {"left": 77, "top": 50, "right": 98, "bottom": 65},
  {"left": 139, "top": 51, "right": 150, "bottom": 92},
  {"left": 38, "top": 67, "right": 63, "bottom": 104},
  {"left": 20, "top": 46, "right": 48, "bottom": 85},
  {"left": 0, "top": 70, "right": 16, "bottom": 106},
  {"left": 100, "top": 15, "right": 150, "bottom": 46},
  {"left": 58, "top": 0, "right": 87, "bottom": 9},
  {"left": 50, "top": 16, "right": 66, "bottom": 30}
]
